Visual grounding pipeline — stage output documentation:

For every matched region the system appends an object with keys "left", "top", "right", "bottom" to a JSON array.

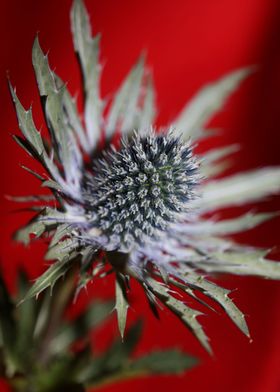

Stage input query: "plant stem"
[{"left": 37, "top": 267, "right": 77, "bottom": 366}]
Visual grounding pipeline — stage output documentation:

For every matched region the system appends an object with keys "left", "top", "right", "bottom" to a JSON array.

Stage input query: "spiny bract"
[{"left": 9, "top": 0, "right": 280, "bottom": 353}]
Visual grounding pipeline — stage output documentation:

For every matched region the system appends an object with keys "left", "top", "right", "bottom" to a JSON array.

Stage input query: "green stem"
[{"left": 37, "top": 267, "right": 77, "bottom": 366}]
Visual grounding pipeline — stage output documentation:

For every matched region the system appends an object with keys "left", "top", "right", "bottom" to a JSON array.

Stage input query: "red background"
[{"left": 1, "top": 0, "right": 280, "bottom": 391}]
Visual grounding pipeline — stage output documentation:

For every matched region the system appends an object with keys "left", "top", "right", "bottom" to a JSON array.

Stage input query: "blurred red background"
[{"left": 1, "top": 0, "right": 280, "bottom": 391}]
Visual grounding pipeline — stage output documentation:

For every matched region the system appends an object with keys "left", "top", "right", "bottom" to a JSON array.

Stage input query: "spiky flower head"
[
  {"left": 83, "top": 132, "right": 200, "bottom": 252},
  {"left": 9, "top": 0, "right": 280, "bottom": 353}
]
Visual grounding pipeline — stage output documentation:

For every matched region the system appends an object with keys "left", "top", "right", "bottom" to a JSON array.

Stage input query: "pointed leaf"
[
  {"left": 147, "top": 278, "right": 212, "bottom": 353},
  {"left": 55, "top": 75, "right": 89, "bottom": 152},
  {"left": 32, "top": 37, "right": 82, "bottom": 195},
  {"left": 170, "top": 272, "right": 249, "bottom": 338},
  {"left": 138, "top": 74, "right": 156, "bottom": 132},
  {"left": 176, "top": 212, "right": 276, "bottom": 236},
  {"left": 14, "top": 220, "right": 46, "bottom": 245},
  {"left": 15, "top": 271, "right": 38, "bottom": 369},
  {"left": 174, "top": 67, "right": 253, "bottom": 139},
  {"left": 106, "top": 56, "right": 145, "bottom": 139},
  {"left": 198, "top": 250, "right": 280, "bottom": 279},
  {"left": 19, "top": 259, "right": 73, "bottom": 303},
  {"left": 45, "top": 238, "right": 80, "bottom": 262},
  {"left": 71, "top": 0, "right": 102, "bottom": 150},
  {"left": 115, "top": 274, "right": 128, "bottom": 340},
  {"left": 9, "top": 81, "right": 45, "bottom": 155},
  {"left": 197, "top": 167, "right": 280, "bottom": 212},
  {"left": 201, "top": 144, "right": 239, "bottom": 177}
]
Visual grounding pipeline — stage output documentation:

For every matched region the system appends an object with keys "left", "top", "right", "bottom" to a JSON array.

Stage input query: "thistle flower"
[
  {"left": 9, "top": 0, "right": 280, "bottom": 353},
  {"left": 82, "top": 132, "right": 200, "bottom": 252}
]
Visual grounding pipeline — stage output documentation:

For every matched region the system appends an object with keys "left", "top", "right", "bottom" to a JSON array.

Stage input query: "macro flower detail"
[
  {"left": 9, "top": 0, "right": 280, "bottom": 353},
  {"left": 83, "top": 132, "right": 200, "bottom": 252}
]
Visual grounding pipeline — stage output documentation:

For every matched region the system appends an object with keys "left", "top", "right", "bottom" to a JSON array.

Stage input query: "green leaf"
[
  {"left": 174, "top": 67, "right": 253, "bottom": 140},
  {"left": 198, "top": 249, "right": 280, "bottom": 279},
  {"left": 14, "top": 207, "right": 67, "bottom": 245},
  {"left": 170, "top": 271, "right": 249, "bottom": 338},
  {"left": 9, "top": 81, "right": 64, "bottom": 190},
  {"left": 6, "top": 194, "right": 54, "bottom": 203},
  {"left": 49, "top": 300, "right": 113, "bottom": 355},
  {"left": 71, "top": 0, "right": 102, "bottom": 150},
  {"left": 106, "top": 56, "right": 145, "bottom": 139},
  {"left": 78, "top": 320, "right": 143, "bottom": 384},
  {"left": 138, "top": 74, "right": 156, "bottom": 132},
  {"left": 14, "top": 220, "right": 46, "bottom": 245},
  {"left": 19, "top": 259, "right": 73, "bottom": 303},
  {"left": 9, "top": 81, "right": 45, "bottom": 156},
  {"left": 15, "top": 271, "right": 38, "bottom": 370},
  {"left": 201, "top": 144, "right": 240, "bottom": 177},
  {"left": 45, "top": 238, "right": 80, "bottom": 262},
  {"left": 32, "top": 37, "right": 82, "bottom": 193},
  {"left": 130, "top": 349, "right": 197, "bottom": 375},
  {"left": 0, "top": 274, "right": 17, "bottom": 374},
  {"left": 55, "top": 75, "right": 89, "bottom": 153},
  {"left": 50, "top": 224, "right": 73, "bottom": 247},
  {"left": 115, "top": 274, "right": 129, "bottom": 340},
  {"left": 203, "top": 144, "right": 240, "bottom": 165},
  {"left": 197, "top": 167, "right": 280, "bottom": 212},
  {"left": 146, "top": 278, "right": 212, "bottom": 353},
  {"left": 178, "top": 212, "right": 276, "bottom": 236},
  {"left": 32, "top": 36, "right": 56, "bottom": 95}
]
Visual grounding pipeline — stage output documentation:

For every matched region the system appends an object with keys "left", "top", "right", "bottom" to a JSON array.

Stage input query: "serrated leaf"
[
  {"left": 19, "top": 259, "right": 73, "bottom": 303},
  {"left": 197, "top": 167, "right": 280, "bottom": 212},
  {"left": 14, "top": 220, "right": 46, "bottom": 245},
  {"left": 115, "top": 274, "right": 129, "bottom": 340},
  {"left": 49, "top": 224, "right": 72, "bottom": 247},
  {"left": 9, "top": 82, "right": 65, "bottom": 189},
  {"left": 176, "top": 212, "right": 276, "bottom": 237},
  {"left": 45, "top": 87, "right": 82, "bottom": 188},
  {"left": 45, "top": 238, "right": 79, "bottom": 262},
  {"left": 32, "top": 37, "right": 82, "bottom": 195},
  {"left": 146, "top": 278, "right": 212, "bottom": 353},
  {"left": 9, "top": 81, "right": 45, "bottom": 156},
  {"left": 174, "top": 67, "right": 253, "bottom": 140},
  {"left": 198, "top": 249, "right": 280, "bottom": 279},
  {"left": 106, "top": 56, "right": 145, "bottom": 139},
  {"left": 71, "top": 0, "right": 102, "bottom": 150},
  {"left": 170, "top": 271, "right": 249, "bottom": 338},
  {"left": 55, "top": 75, "right": 89, "bottom": 153},
  {"left": 32, "top": 36, "right": 56, "bottom": 95}
]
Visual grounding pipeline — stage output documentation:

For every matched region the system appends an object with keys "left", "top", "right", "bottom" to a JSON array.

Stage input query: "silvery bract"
[{"left": 9, "top": 0, "right": 280, "bottom": 353}]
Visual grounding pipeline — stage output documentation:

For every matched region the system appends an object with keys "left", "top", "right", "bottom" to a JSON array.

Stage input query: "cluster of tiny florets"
[{"left": 82, "top": 131, "right": 200, "bottom": 251}]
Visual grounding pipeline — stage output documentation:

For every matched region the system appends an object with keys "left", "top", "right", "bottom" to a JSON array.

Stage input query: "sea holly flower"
[{"left": 9, "top": 0, "right": 280, "bottom": 353}]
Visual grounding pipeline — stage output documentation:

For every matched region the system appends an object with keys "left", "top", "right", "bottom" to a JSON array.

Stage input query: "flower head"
[
  {"left": 83, "top": 132, "right": 200, "bottom": 252},
  {"left": 10, "top": 0, "right": 280, "bottom": 353}
]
